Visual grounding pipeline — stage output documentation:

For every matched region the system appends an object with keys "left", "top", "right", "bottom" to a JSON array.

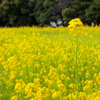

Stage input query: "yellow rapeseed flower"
[{"left": 11, "top": 95, "right": 18, "bottom": 100}]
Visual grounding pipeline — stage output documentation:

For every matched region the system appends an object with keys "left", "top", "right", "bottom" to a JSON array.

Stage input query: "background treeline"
[{"left": 0, "top": 0, "right": 100, "bottom": 27}]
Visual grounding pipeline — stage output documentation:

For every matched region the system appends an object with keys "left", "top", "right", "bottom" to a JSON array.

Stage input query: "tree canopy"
[{"left": 0, "top": 0, "right": 100, "bottom": 26}]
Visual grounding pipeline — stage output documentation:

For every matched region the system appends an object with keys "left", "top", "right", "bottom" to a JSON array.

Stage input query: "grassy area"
[{"left": 0, "top": 26, "right": 100, "bottom": 100}]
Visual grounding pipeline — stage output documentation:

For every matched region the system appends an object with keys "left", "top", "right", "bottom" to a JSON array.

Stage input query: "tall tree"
[
  {"left": 34, "top": 0, "right": 59, "bottom": 26},
  {"left": 62, "top": 0, "right": 93, "bottom": 25},
  {"left": 0, "top": 0, "right": 36, "bottom": 26},
  {"left": 85, "top": 0, "right": 100, "bottom": 25}
]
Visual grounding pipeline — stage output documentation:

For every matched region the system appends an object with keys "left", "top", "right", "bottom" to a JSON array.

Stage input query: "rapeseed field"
[{"left": 0, "top": 19, "right": 100, "bottom": 100}]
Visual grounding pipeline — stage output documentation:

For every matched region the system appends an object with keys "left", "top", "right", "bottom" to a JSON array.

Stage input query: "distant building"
[
  {"left": 57, "top": 19, "right": 63, "bottom": 27},
  {"left": 50, "top": 21, "right": 57, "bottom": 28}
]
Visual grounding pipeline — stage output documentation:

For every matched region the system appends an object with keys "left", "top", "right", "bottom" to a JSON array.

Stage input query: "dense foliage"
[{"left": 0, "top": 0, "right": 100, "bottom": 26}]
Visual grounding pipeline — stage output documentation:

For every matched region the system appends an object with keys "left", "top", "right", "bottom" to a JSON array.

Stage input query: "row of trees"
[{"left": 0, "top": 0, "right": 100, "bottom": 27}]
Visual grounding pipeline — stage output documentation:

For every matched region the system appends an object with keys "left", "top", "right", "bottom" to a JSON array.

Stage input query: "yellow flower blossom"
[
  {"left": 11, "top": 95, "right": 18, "bottom": 100},
  {"left": 52, "top": 91, "right": 61, "bottom": 99}
]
